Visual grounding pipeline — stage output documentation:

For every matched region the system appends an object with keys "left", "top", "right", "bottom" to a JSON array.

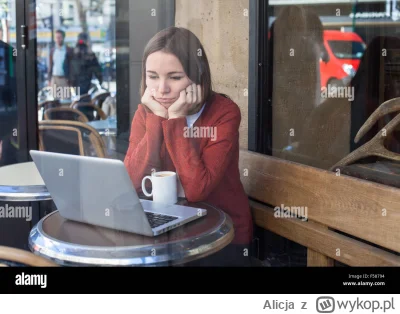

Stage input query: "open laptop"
[{"left": 29, "top": 150, "right": 207, "bottom": 237}]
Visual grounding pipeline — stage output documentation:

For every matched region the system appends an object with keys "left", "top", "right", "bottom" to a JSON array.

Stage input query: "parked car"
[
  {"left": 267, "top": 29, "right": 366, "bottom": 89},
  {"left": 320, "top": 30, "right": 366, "bottom": 88}
]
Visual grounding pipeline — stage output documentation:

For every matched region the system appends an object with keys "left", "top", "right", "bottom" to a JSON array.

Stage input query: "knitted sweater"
[{"left": 124, "top": 93, "right": 253, "bottom": 244}]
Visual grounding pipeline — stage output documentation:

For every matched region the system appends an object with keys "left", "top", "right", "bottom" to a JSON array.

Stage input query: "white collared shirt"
[
  {"left": 52, "top": 45, "right": 67, "bottom": 76},
  {"left": 186, "top": 102, "right": 206, "bottom": 128}
]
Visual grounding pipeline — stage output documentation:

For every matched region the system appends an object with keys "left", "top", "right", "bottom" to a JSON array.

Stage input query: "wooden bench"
[{"left": 239, "top": 149, "right": 400, "bottom": 266}]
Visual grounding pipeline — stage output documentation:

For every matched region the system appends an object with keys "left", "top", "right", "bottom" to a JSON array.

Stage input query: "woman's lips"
[{"left": 157, "top": 98, "right": 175, "bottom": 103}]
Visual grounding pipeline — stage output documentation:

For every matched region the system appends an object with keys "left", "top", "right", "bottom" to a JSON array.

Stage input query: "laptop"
[{"left": 29, "top": 150, "right": 207, "bottom": 237}]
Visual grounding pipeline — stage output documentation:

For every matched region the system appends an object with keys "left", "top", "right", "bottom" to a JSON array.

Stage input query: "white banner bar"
[{"left": 0, "top": 294, "right": 399, "bottom": 314}]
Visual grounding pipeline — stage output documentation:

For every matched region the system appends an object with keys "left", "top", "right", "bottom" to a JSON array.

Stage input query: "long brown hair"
[{"left": 140, "top": 26, "right": 221, "bottom": 110}]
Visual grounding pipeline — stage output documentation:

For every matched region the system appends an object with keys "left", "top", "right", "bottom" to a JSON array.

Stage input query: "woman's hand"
[
  {"left": 168, "top": 84, "right": 203, "bottom": 119},
  {"left": 141, "top": 87, "right": 168, "bottom": 119}
]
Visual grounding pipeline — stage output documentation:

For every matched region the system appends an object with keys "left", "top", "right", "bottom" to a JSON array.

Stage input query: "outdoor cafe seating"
[
  {"left": 38, "top": 87, "right": 117, "bottom": 160},
  {"left": 91, "top": 92, "right": 111, "bottom": 109},
  {"left": 4, "top": 76, "right": 400, "bottom": 267},
  {"left": 1, "top": 145, "right": 399, "bottom": 267},
  {"left": 44, "top": 107, "right": 89, "bottom": 123},
  {"left": 71, "top": 102, "right": 108, "bottom": 121},
  {"left": 38, "top": 120, "right": 108, "bottom": 158}
]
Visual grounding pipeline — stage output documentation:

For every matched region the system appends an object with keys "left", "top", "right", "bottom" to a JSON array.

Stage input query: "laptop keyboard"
[{"left": 145, "top": 212, "right": 179, "bottom": 229}]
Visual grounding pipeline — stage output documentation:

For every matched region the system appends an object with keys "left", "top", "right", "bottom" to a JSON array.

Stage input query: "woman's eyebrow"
[{"left": 146, "top": 70, "right": 184, "bottom": 75}]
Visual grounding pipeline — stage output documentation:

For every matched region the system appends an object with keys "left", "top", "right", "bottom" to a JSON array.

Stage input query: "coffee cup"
[{"left": 141, "top": 171, "right": 178, "bottom": 204}]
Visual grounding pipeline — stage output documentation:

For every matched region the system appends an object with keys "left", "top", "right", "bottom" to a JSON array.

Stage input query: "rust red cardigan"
[{"left": 124, "top": 93, "right": 253, "bottom": 245}]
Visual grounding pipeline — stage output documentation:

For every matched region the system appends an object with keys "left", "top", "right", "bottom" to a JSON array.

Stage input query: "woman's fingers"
[
  {"left": 180, "top": 89, "right": 186, "bottom": 102},
  {"left": 186, "top": 84, "right": 193, "bottom": 104},
  {"left": 186, "top": 83, "right": 198, "bottom": 106},
  {"left": 191, "top": 83, "right": 198, "bottom": 105},
  {"left": 197, "top": 84, "right": 202, "bottom": 104}
]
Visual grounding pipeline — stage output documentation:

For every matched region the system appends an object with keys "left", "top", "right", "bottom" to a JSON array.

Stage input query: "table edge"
[
  {"left": 29, "top": 206, "right": 235, "bottom": 266},
  {"left": 0, "top": 185, "right": 52, "bottom": 201}
]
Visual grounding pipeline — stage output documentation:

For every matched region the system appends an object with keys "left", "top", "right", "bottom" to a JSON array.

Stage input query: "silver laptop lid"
[{"left": 29, "top": 150, "right": 153, "bottom": 236}]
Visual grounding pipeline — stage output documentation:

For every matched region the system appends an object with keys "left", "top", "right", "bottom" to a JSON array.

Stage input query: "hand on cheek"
[
  {"left": 168, "top": 83, "right": 203, "bottom": 119},
  {"left": 141, "top": 87, "right": 168, "bottom": 119}
]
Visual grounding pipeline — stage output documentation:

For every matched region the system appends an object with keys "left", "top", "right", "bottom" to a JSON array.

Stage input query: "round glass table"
[
  {"left": 86, "top": 118, "right": 117, "bottom": 136},
  {"left": 28, "top": 200, "right": 234, "bottom": 266},
  {"left": 0, "top": 162, "right": 51, "bottom": 202}
]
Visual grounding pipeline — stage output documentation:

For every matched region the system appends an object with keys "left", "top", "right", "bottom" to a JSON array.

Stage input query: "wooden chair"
[
  {"left": 71, "top": 102, "right": 107, "bottom": 121},
  {"left": 38, "top": 99, "right": 61, "bottom": 111},
  {"left": 239, "top": 149, "right": 400, "bottom": 266},
  {"left": 91, "top": 91, "right": 111, "bottom": 109},
  {"left": 44, "top": 107, "right": 89, "bottom": 123},
  {"left": 39, "top": 120, "right": 107, "bottom": 158},
  {"left": 70, "top": 94, "right": 91, "bottom": 108},
  {"left": 38, "top": 100, "right": 62, "bottom": 120},
  {"left": 0, "top": 245, "right": 58, "bottom": 266}
]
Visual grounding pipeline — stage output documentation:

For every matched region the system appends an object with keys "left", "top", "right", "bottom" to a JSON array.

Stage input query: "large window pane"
[
  {"left": 266, "top": 1, "right": 400, "bottom": 183},
  {"left": 0, "top": 0, "right": 19, "bottom": 168},
  {"left": 36, "top": 0, "right": 119, "bottom": 159}
]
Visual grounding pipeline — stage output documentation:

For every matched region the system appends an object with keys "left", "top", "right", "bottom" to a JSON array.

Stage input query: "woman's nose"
[{"left": 158, "top": 80, "right": 170, "bottom": 94}]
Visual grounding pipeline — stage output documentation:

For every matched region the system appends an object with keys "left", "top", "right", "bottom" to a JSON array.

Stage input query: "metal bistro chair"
[
  {"left": 71, "top": 102, "right": 107, "bottom": 121},
  {"left": 39, "top": 99, "right": 62, "bottom": 111},
  {"left": 70, "top": 93, "right": 91, "bottom": 106},
  {"left": 91, "top": 91, "right": 111, "bottom": 109},
  {"left": 0, "top": 245, "right": 57, "bottom": 267},
  {"left": 38, "top": 100, "right": 62, "bottom": 120},
  {"left": 38, "top": 120, "right": 107, "bottom": 158},
  {"left": 44, "top": 107, "right": 89, "bottom": 123}
]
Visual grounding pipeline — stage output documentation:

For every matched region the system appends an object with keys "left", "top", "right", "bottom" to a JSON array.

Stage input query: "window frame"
[{"left": 248, "top": 0, "right": 271, "bottom": 154}]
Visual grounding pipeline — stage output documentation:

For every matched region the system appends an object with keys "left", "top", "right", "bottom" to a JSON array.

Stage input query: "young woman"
[{"left": 124, "top": 26, "right": 254, "bottom": 266}]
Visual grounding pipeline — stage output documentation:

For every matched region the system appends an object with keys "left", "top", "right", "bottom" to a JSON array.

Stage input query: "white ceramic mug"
[{"left": 141, "top": 171, "right": 178, "bottom": 204}]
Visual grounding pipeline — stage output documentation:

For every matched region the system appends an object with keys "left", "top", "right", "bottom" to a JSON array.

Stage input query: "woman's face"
[{"left": 145, "top": 51, "right": 193, "bottom": 109}]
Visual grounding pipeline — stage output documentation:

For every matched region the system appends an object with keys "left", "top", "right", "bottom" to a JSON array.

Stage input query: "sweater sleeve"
[
  {"left": 124, "top": 105, "right": 167, "bottom": 193},
  {"left": 162, "top": 105, "right": 240, "bottom": 202}
]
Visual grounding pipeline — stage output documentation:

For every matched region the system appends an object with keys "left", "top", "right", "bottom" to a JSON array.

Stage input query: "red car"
[
  {"left": 267, "top": 29, "right": 366, "bottom": 88},
  {"left": 320, "top": 30, "right": 366, "bottom": 88}
]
